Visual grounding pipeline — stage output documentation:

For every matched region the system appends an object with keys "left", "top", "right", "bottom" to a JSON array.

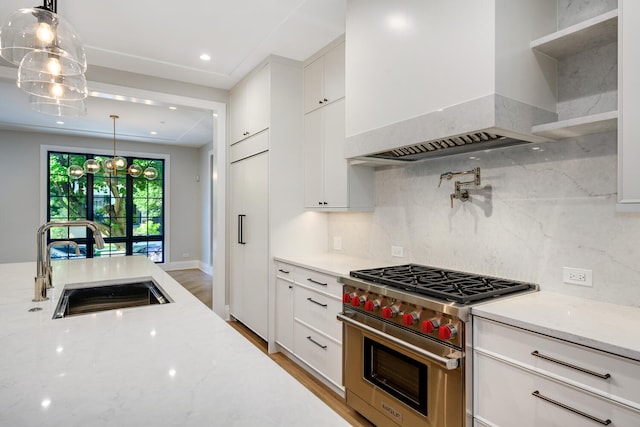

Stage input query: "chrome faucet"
[{"left": 34, "top": 220, "right": 105, "bottom": 302}]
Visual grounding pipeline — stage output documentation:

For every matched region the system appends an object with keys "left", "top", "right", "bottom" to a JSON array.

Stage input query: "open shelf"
[
  {"left": 531, "top": 9, "right": 618, "bottom": 59},
  {"left": 531, "top": 111, "right": 618, "bottom": 140}
]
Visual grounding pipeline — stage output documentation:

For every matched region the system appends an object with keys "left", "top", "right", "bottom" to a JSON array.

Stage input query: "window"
[{"left": 48, "top": 151, "right": 165, "bottom": 263}]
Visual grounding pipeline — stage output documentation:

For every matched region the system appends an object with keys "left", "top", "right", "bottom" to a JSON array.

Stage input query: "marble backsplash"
[{"left": 327, "top": 131, "right": 640, "bottom": 307}]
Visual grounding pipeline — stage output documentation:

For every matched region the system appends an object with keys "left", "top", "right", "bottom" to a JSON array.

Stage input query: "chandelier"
[
  {"left": 67, "top": 115, "right": 158, "bottom": 180},
  {"left": 0, "top": 0, "right": 88, "bottom": 116}
]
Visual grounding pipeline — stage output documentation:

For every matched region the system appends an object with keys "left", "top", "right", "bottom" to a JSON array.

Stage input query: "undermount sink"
[{"left": 53, "top": 278, "right": 172, "bottom": 319}]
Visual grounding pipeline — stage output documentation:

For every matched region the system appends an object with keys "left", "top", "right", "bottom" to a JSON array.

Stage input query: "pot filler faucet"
[
  {"left": 34, "top": 220, "right": 105, "bottom": 302},
  {"left": 438, "top": 167, "right": 481, "bottom": 208}
]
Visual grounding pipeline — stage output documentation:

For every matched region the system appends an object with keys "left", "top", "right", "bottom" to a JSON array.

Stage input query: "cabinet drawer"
[
  {"left": 294, "top": 286, "right": 342, "bottom": 341},
  {"left": 275, "top": 262, "right": 294, "bottom": 280},
  {"left": 294, "top": 267, "right": 341, "bottom": 297},
  {"left": 475, "top": 352, "right": 640, "bottom": 427},
  {"left": 475, "top": 317, "right": 640, "bottom": 406},
  {"left": 294, "top": 320, "right": 342, "bottom": 388}
]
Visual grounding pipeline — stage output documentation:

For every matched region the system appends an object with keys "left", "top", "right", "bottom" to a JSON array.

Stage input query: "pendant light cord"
[{"left": 111, "top": 114, "right": 119, "bottom": 176}]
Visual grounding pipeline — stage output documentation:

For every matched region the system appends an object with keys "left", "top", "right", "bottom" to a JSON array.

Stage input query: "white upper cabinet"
[
  {"left": 229, "top": 63, "right": 270, "bottom": 144},
  {"left": 619, "top": 0, "right": 640, "bottom": 210},
  {"left": 303, "top": 38, "right": 373, "bottom": 211},
  {"left": 304, "top": 42, "right": 345, "bottom": 114}
]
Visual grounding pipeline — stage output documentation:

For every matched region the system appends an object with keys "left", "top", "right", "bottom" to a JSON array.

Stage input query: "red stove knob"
[
  {"left": 422, "top": 318, "right": 440, "bottom": 333},
  {"left": 342, "top": 293, "right": 352, "bottom": 304},
  {"left": 364, "top": 300, "right": 379, "bottom": 312},
  {"left": 403, "top": 312, "right": 419, "bottom": 326},
  {"left": 438, "top": 323, "right": 458, "bottom": 340},
  {"left": 351, "top": 295, "right": 365, "bottom": 307},
  {"left": 382, "top": 306, "right": 398, "bottom": 319}
]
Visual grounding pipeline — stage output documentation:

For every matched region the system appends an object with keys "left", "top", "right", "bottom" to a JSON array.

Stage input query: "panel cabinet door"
[
  {"left": 247, "top": 63, "right": 271, "bottom": 137},
  {"left": 322, "top": 99, "right": 348, "bottom": 208},
  {"left": 229, "top": 136, "right": 269, "bottom": 340},
  {"left": 304, "top": 108, "right": 324, "bottom": 208},
  {"left": 304, "top": 56, "right": 325, "bottom": 114},
  {"left": 323, "top": 41, "right": 345, "bottom": 105},
  {"left": 275, "top": 277, "right": 294, "bottom": 351},
  {"left": 229, "top": 83, "right": 247, "bottom": 145}
]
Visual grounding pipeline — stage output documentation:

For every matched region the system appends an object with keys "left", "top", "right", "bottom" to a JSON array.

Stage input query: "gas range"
[
  {"left": 338, "top": 264, "right": 537, "bottom": 427},
  {"left": 340, "top": 264, "right": 538, "bottom": 349}
]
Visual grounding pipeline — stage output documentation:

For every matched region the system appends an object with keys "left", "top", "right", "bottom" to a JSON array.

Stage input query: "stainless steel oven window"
[{"left": 363, "top": 336, "right": 429, "bottom": 416}]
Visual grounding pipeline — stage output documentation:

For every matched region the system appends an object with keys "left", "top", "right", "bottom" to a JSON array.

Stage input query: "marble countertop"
[
  {"left": 273, "top": 253, "right": 382, "bottom": 277},
  {"left": 0, "top": 257, "right": 350, "bottom": 427},
  {"left": 472, "top": 290, "right": 640, "bottom": 361}
]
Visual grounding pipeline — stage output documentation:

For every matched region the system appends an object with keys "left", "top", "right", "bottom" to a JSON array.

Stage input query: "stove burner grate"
[{"left": 350, "top": 264, "right": 535, "bottom": 304}]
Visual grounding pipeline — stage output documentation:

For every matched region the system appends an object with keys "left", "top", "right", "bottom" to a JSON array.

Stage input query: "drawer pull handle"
[
  {"left": 307, "top": 278, "right": 328, "bottom": 286},
  {"left": 278, "top": 269, "right": 290, "bottom": 274},
  {"left": 531, "top": 351, "right": 611, "bottom": 380},
  {"left": 307, "top": 297, "right": 328, "bottom": 308},
  {"left": 531, "top": 390, "right": 611, "bottom": 425},
  {"left": 306, "top": 336, "right": 327, "bottom": 349}
]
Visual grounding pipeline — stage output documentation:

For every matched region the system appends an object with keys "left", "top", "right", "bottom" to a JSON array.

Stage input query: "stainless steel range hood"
[{"left": 366, "top": 131, "right": 530, "bottom": 162}]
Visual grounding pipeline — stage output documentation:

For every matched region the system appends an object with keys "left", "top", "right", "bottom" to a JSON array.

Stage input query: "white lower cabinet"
[
  {"left": 275, "top": 263, "right": 294, "bottom": 352},
  {"left": 273, "top": 261, "right": 344, "bottom": 394},
  {"left": 474, "top": 317, "right": 640, "bottom": 426}
]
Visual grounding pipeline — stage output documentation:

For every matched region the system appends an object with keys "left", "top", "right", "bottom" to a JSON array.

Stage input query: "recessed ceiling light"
[
  {"left": 200, "top": 53, "right": 211, "bottom": 61},
  {"left": 150, "top": 131, "right": 157, "bottom": 135},
  {"left": 56, "top": 121, "right": 64, "bottom": 125},
  {"left": 169, "top": 106, "right": 177, "bottom": 110}
]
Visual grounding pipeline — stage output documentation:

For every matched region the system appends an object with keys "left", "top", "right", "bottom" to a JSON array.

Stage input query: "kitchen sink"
[{"left": 53, "top": 278, "right": 172, "bottom": 319}]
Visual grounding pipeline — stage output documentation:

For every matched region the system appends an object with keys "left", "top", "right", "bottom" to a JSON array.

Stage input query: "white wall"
[
  {"left": 0, "top": 129, "right": 204, "bottom": 267},
  {"left": 327, "top": 130, "right": 640, "bottom": 308}
]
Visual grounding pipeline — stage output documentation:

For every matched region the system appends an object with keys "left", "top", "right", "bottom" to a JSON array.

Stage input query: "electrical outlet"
[
  {"left": 563, "top": 267, "right": 592, "bottom": 287},
  {"left": 333, "top": 236, "right": 343, "bottom": 251},
  {"left": 182, "top": 252, "right": 190, "bottom": 258},
  {"left": 391, "top": 246, "right": 404, "bottom": 258}
]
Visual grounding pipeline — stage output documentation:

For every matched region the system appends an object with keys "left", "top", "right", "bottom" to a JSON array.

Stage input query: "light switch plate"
[
  {"left": 333, "top": 236, "right": 343, "bottom": 251},
  {"left": 391, "top": 246, "right": 404, "bottom": 257}
]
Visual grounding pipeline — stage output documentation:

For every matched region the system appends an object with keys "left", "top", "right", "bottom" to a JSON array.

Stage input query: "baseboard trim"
[{"left": 163, "top": 260, "right": 200, "bottom": 271}]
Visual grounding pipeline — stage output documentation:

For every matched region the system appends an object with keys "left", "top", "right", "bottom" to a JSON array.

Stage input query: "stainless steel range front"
[{"left": 338, "top": 264, "right": 538, "bottom": 427}]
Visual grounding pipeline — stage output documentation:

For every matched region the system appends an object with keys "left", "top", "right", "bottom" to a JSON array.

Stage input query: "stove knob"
[
  {"left": 438, "top": 323, "right": 458, "bottom": 340},
  {"left": 382, "top": 306, "right": 398, "bottom": 319},
  {"left": 403, "top": 312, "right": 420, "bottom": 326},
  {"left": 364, "top": 300, "right": 379, "bottom": 312},
  {"left": 351, "top": 295, "right": 366, "bottom": 307},
  {"left": 422, "top": 318, "right": 440, "bottom": 333},
  {"left": 342, "top": 293, "right": 352, "bottom": 304}
]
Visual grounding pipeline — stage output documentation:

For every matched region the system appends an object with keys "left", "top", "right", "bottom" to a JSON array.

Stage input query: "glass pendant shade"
[
  {"left": 18, "top": 62, "right": 88, "bottom": 100},
  {"left": 103, "top": 157, "right": 127, "bottom": 173},
  {"left": 20, "top": 47, "right": 85, "bottom": 77},
  {"left": 0, "top": 7, "right": 86, "bottom": 71},
  {"left": 127, "top": 164, "right": 143, "bottom": 177},
  {"left": 67, "top": 164, "right": 84, "bottom": 179},
  {"left": 143, "top": 167, "right": 158, "bottom": 180},
  {"left": 83, "top": 159, "right": 100, "bottom": 173},
  {"left": 29, "top": 94, "right": 86, "bottom": 116}
]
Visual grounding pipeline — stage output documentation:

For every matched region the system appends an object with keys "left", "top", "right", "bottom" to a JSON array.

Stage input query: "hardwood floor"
[
  {"left": 169, "top": 268, "right": 374, "bottom": 427},
  {"left": 167, "top": 269, "right": 213, "bottom": 307}
]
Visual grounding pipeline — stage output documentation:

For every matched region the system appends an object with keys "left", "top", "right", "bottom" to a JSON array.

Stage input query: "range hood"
[
  {"left": 344, "top": 93, "right": 557, "bottom": 165},
  {"left": 344, "top": 0, "right": 559, "bottom": 165}
]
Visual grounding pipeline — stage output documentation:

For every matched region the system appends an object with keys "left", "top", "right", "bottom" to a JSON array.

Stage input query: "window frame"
[{"left": 42, "top": 144, "right": 170, "bottom": 264}]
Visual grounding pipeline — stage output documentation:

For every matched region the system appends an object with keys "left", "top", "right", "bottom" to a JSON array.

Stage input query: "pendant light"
[
  {"left": 0, "top": 1, "right": 86, "bottom": 71},
  {"left": 67, "top": 115, "right": 158, "bottom": 181},
  {"left": 0, "top": 1, "right": 88, "bottom": 115}
]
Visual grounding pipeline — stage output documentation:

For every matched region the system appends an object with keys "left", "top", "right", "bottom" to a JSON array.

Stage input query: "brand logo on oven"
[{"left": 381, "top": 402, "right": 402, "bottom": 420}]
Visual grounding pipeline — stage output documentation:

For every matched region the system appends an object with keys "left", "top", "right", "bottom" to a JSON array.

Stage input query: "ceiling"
[{"left": 0, "top": 0, "right": 346, "bottom": 146}]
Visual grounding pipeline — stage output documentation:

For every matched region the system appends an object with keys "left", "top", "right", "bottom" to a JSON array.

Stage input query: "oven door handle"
[{"left": 337, "top": 313, "right": 460, "bottom": 370}]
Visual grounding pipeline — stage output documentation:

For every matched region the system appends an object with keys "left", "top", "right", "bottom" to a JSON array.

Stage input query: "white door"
[{"left": 304, "top": 108, "right": 324, "bottom": 207}]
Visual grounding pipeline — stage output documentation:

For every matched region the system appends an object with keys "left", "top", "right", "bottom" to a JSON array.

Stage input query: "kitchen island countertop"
[{"left": 0, "top": 256, "right": 350, "bottom": 427}]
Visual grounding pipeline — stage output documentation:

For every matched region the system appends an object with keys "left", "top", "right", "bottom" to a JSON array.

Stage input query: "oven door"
[{"left": 338, "top": 311, "right": 464, "bottom": 427}]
